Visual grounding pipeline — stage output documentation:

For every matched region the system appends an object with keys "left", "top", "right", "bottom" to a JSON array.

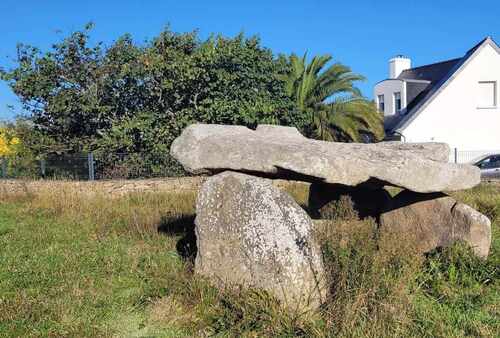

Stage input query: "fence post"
[
  {"left": 88, "top": 152, "right": 95, "bottom": 181},
  {"left": 1, "top": 157, "right": 7, "bottom": 178},
  {"left": 454, "top": 148, "right": 458, "bottom": 164},
  {"left": 40, "top": 159, "right": 46, "bottom": 178}
]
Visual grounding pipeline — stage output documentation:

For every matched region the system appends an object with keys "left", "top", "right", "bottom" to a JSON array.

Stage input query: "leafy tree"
[
  {"left": 1, "top": 25, "right": 382, "bottom": 178},
  {"left": 283, "top": 53, "right": 384, "bottom": 142},
  {"left": 1, "top": 26, "right": 299, "bottom": 148},
  {"left": 1, "top": 25, "right": 304, "bottom": 176}
]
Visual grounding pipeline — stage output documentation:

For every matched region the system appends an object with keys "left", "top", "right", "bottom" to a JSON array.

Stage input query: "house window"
[
  {"left": 377, "top": 95, "right": 385, "bottom": 112},
  {"left": 394, "top": 92, "right": 402, "bottom": 113},
  {"left": 477, "top": 81, "right": 497, "bottom": 108}
]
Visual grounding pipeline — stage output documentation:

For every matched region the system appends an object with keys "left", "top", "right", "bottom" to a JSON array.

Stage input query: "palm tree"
[{"left": 283, "top": 53, "right": 384, "bottom": 142}]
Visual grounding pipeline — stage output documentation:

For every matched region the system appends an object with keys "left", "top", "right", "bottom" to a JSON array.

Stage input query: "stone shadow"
[
  {"left": 158, "top": 215, "right": 197, "bottom": 261},
  {"left": 384, "top": 190, "right": 448, "bottom": 211},
  {"left": 210, "top": 166, "right": 325, "bottom": 184},
  {"left": 308, "top": 182, "right": 393, "bottom": 222}
]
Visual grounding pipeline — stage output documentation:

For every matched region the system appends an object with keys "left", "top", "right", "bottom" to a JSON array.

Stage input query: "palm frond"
[{"left": 282, "top": 52, "right": 384, "bottom": 142}]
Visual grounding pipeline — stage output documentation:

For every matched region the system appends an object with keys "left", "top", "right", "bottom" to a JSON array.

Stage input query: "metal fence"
[
  {"left": 0, "top": 152, "right": 185, "bottom": 180},
  {"left": 449, "top": 149, "right": 500, "bottom": 164},
  {"left": 93, "top": 152, "right": 184, "bottom": 179},
  {"left": 2, "top": 148, "right": 500, "bottom": 181},
  {"left": 1, "top": 153, "right": 93, "bottom": 180}
]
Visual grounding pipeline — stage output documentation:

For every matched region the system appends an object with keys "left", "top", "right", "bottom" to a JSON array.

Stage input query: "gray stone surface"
[
  {"left": 380, "top": 190, "right": 491, "bottom": 258},
  {"left": 195, "top": 171, "right": 327, "bottom": 310},
  {"left": 170, "top": 124, "right": 479, "bottom": 193},
  {"left": 376, "top": 141, "right": 450, "bottom": 162}
]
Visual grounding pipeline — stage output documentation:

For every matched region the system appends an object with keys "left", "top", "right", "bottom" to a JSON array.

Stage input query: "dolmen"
[{"left": 170, "top": 124, "right": 491, "bottom": 311}]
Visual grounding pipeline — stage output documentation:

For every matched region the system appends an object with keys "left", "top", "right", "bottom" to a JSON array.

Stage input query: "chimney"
[{"left": 389, "top": 55, "right": 411, "bottom": 79}]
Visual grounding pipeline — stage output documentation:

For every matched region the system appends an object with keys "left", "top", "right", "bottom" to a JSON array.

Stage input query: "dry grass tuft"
[
  {"left": 0, "top": 179, "right": 498, "bottom": 337},
  {"left": 315, "top": 216, "right": 422, "bottom": 336}
]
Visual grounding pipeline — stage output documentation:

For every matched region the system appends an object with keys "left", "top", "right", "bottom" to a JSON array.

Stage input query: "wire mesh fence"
[
  {"left": 93, "top": 152, "right": 184, "bottom": 180},
  {"left": 2, "top": 147, "right": 500, "bottom": 181},
  {"left": 0, "top": 153, "right": 91, "bottom": 180},
  {"left": 450, "top": 149, "right": 500, "bottom": 164},
  {"left": 0, "top": 152, "right": 185, "bottom": 180}
]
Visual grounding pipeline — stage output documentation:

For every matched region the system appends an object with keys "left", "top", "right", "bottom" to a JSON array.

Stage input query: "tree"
[
  {"left": 1, "top": 25, "right": 304, "bottom": 176},
  {"left": 1, "top": 26, "right": 300, "bottom": 148},
  {"left": 283, "top": 53, "right": 384, "bottom": 142},
  {"left": 1, "top": 25, "right": 382, "bottom": 178}
]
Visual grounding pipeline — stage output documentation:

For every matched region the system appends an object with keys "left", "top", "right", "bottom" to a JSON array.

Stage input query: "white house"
[{"left": 374, "top": 37, "right": 500, "bottom": 161}]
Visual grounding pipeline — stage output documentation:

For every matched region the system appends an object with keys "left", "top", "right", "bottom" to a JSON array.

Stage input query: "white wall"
[
  {"left": 374, "top": 79, "right": 406, "bottom": 116},
  {"left": 400, "top": 43, "right": 500, "bottom": 151},
  {"left": 389, "top": 57, "right": 411, "bottom": 79}
]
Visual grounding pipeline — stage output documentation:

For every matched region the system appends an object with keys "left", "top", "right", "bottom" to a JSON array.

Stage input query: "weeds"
[
  {"left": 0, "top": 180, "right": 498, "bottom": 337},
  {"left": 317, "top": 194, "right": 360, "bottom": 221}
]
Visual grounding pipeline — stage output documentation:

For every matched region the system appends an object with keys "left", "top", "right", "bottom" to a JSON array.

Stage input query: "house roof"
[
  {"left": 387, "top": 36, "right": 500, "bottom": 134},
  {"left": 397, "top": 58, "right": 461, "bottom": 83}
]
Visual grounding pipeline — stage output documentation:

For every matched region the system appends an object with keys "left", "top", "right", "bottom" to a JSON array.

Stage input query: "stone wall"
[
  {"left": 0, "top": 176, "right": 310, "bottom": 198},
  {"left": 0, "top": 176, "right": 206, "bottom": 197}
]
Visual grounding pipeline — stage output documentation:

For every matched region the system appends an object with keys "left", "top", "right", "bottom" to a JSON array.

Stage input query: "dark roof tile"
[{"left": 397, "top": 58, "right": 461, "bottom": 83}]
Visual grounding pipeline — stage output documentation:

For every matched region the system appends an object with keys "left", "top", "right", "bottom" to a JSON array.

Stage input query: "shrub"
[
  {"left": 0, "top": 127, "right": 21, "bottom": 157},
  {"left": 318, "top": 194, "right": 359, "bottom": 221}
]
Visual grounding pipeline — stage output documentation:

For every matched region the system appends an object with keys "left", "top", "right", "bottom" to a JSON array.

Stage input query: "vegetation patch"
[
  {"left": 0, "top": 182, "right": 498, "bottom": 337},
  {"left": 0, "top": 25, "right": 383, "bottom": 179}
]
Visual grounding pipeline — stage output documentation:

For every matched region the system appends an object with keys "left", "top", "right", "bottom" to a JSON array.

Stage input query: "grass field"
[{"left": 0, "top": 181, "right": 498, "bottom": 337}]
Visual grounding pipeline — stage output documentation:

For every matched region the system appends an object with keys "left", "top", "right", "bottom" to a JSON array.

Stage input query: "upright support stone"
[
  {"left": 195, "top": 171, "right": 327, "bottom": 310},
  {"left": 380, "top": 190, "right": 491, "bottom": 258}
]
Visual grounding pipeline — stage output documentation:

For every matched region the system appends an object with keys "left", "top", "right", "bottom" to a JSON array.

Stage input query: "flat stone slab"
[{"left": 171, "top": 124, "right": 480, "bottom": 193}]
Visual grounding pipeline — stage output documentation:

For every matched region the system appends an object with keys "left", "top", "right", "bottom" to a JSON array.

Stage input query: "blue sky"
[{"left": 1, "top": 0, "right": 499, "bottom": 119}]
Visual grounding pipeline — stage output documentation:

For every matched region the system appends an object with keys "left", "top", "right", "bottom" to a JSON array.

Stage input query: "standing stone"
[
  {"left": 380, "top": 190, "right": 491, "bottom": 258},
  {"left": 195, "top": 171, "right": 326, "bottom": 310}
]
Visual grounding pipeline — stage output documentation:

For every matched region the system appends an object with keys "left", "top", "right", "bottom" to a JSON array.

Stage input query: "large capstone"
[
  {"left": 195, "top": 171, "right": 327, "bottom": 310},
  {"left": 171, "top": 124, "right": 479, "bottom": 193},
  {"left": 380, "top": 190, "right": 491, "bottom": 258}
]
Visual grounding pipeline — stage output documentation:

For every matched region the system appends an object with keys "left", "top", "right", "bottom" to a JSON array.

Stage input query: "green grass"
[
  {"left": 0, "top": 182, "right": 498, "bottom": 337},
  {"left": 0, "top": 202, "right": 189, "bottom": 336}
]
